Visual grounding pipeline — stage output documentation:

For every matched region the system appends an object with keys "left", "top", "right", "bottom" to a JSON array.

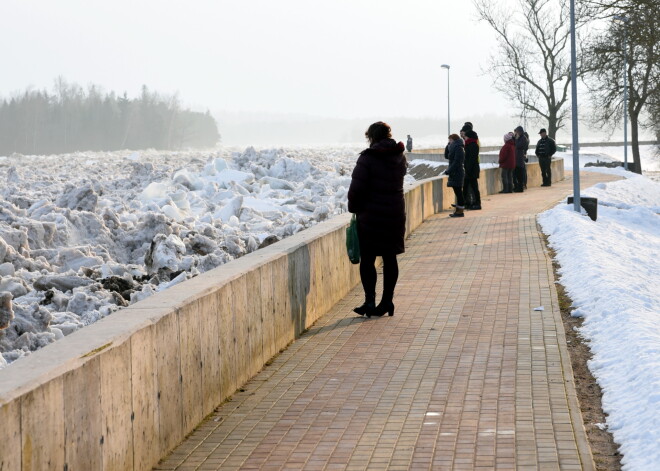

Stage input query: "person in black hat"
[
  {"left": 512, "top": 126, "right": 528, "bottom": 192},
  {"left": 460, "top": 124, "right": 481, "bottom": 209},
  {"left": 535, "top": 128, "right": 557, "bottom": 186}
]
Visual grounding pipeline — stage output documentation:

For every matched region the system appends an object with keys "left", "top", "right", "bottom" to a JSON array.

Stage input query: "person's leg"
[
  {"left": 512, "top": 168, "right": 519, "bottom": 190},
  {"left": 541, "top": 157, "right": 552, "bottom": 185},
  {"left": 453, "top": 186, "right": 465, "bottom": 207},
  {"left": 355, "top": 251, "right": 377, "bottom": 314},
  {"left": 503, "top": 169, "right": 513, "bottom": 192},
  {"left": 450, "top": 186, "right": 465, "bottom": 217},
  {"left": 381, "top": 254, "right": 399, "bottom": 304},
  {"left": 539, "top": 158, "right": 546, "bottom": 184},
  {"left": 470, "top": 179, "right": 481, "bottom": 207},
  {"left": 514, "top": 167, "right": 524, "bottom": 192},
  {"left": 368, "top": 253, "right": 398, "bottom": 317},
  {"left": 462, "top": 183, "right": 471, "bottom": 208}
]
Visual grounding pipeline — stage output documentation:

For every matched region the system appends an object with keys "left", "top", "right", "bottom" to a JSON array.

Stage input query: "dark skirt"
[{"left": 357, "top": 219, "right": 405, "bottom": 256}]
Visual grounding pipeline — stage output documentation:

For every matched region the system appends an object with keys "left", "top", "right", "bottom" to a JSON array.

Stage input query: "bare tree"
[
  {"left": 473, "top": 0, "right": 588, "bottom": 139},
  {"left": 580, "top": 0, "right": 660, "bottom": 173}
]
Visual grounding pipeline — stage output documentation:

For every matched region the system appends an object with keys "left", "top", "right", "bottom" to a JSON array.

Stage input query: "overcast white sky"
[{"left": 3, "top": 0, "right": 514, "bottom": 121}]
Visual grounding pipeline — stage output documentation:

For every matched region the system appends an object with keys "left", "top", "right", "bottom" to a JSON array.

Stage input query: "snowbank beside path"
[{"left": 539, "top": 171, "right": 660, "bottom": 470}]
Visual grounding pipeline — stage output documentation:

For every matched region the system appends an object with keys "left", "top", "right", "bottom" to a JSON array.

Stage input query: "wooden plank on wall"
[
  {"left": 0, "top": 401, "right": 21, "bottom": 471},
  {"left": 200, "top": 287, "right": 222, "bottom": 416},
  {"left": 100, "top": 341, "right": 134, "bottom": 471},
  {"left": 154, "top": 313, "right": 184, "bottom": 456},
  {"left": 21, "top": 378, "right": 65, "bottom": 471},
  {"left": 64, "top": 357, "right": 103, "bottom": 470},
  {"left": 260, "top": 263, "right": 277, "bottom": 362},
  {"left": 231, "top": 277, "right": 250, "bottom": 387},
  {"left": 245, "top": 269, "right": 264, "bottom": 379},
  {"left": 217, "top": 284, "right": 237, "bottom": 400},
  {"left": 131, "top": 325, "right": 159, "bottom": 471},
  {"left": 178, "top": 302, "right": 203, "bottom": 433}
]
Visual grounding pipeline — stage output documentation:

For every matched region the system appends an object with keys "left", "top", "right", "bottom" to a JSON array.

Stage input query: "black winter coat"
[
  {"left": 445, "top": 139, "right": 465, "bottom": 188},
  {"left": 515, "top": 134, "right": 529, "bottom": 168},
  {"left": 347, "top": 139, "right": 407, "bottom": 255},
  {"left": 464, "top": 133, "right": 480, "bottom": 179},
  {"left": 535, "top": 136, "right": 557, "bottom": 158}
]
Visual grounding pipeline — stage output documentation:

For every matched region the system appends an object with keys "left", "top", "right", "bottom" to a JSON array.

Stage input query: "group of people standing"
[
  {"left": 444, "top": 122, "right": 482, "bottom": 217},
  {"left": 346, "top": 120, "right": 558, "bottom": 319},
  {"left": 498, "top": 127, "right": 557, "bottom": 193}
]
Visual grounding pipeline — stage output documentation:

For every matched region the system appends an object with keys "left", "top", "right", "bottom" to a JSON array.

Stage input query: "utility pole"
[
  {"left": 441, "top": 64, "right": 451, "bottom": 135},
  {"left": 570, "top": 0, "right": 581, "bottom": 212}
]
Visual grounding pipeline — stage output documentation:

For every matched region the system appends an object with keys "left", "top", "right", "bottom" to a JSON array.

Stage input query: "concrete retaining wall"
[{"left": 0, "top": 158, "right": 563, "bottom": 471}]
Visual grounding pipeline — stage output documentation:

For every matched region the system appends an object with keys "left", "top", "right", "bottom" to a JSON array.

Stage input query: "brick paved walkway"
[{"left": 156, "top": 172, "right": 620, "bottom": 470}]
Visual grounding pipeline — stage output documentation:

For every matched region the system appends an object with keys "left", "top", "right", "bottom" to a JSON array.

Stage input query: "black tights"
[
  {"left": 360, "top": 253, "right": 399, "bottom": 303},
  {"left": 452, "top": 186, "right": 465, "bottom": 207}
]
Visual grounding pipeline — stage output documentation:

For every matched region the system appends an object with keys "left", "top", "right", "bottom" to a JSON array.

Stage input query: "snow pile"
[
  {"left": 2, "top": 145, "right": 414, "bottom": 367},
  {"left": 539, "top": 171, "right": 660, "bottom": 470}
]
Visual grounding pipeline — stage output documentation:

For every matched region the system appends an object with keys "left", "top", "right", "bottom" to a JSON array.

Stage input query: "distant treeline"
[{"left": 0, "top": 78, "right": 220, "bottom": 155}]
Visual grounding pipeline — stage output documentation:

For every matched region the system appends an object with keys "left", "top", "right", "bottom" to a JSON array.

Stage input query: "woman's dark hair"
[
  {"left": 448, "top": 133, "right": 460, "bottom": 141},
  {"left": 365, "top": 121, "right": 392, "bottom": 144}
]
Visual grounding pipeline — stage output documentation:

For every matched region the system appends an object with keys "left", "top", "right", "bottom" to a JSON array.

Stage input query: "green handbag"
[{"left": 346, "top": 214, "right": 360, "bottom": 264}]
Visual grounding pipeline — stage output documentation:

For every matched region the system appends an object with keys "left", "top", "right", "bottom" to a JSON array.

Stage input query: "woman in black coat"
[
  {"left": 347, "top": 122, "right": 407, "bottom": 317},
  {"left": 445, "top": 134, "right": 466, "bottom": 217},
  {"left": 462, "top": 129, "right": 481, "bottom": 210}
]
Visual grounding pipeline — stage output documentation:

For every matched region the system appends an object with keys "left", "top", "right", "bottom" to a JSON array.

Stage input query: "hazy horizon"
[{"left": 3, "top": 0, "right": 655, "bottom": 150}]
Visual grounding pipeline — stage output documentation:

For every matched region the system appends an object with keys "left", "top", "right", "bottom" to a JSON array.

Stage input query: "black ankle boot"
[
  {"left": 353, "top": 295, "right": 376, "bottom": 315},
  {"left": 366, "top": 300, "right": 395, "bottom": 318}
]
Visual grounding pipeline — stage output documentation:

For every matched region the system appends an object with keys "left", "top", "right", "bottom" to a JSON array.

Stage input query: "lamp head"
[{"left": 441, "top": 64, "right": 450, "bottom": 70}]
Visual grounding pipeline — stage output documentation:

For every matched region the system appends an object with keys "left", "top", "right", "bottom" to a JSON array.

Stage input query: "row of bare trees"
[
  {"left": 474, "top": 0, "right": 659, "bottom": 173},
  {"left": 0, "top": 78, "right": 220, "bottom": 156}
]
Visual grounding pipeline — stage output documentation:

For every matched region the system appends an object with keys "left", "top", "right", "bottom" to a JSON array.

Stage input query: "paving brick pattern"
[{"left": 156, "top": 172, "right": 618, "bottom": 470}]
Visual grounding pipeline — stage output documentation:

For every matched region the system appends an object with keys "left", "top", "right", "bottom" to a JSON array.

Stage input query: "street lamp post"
[
  {"left": 441, "top": 64, "right": 450, "bottom": 136},
  {"left": 570, "top": 0, "right": 581, "bottom": 213},
  {"left": 614, "top": 15, "right": 629, "bottom": 171}
]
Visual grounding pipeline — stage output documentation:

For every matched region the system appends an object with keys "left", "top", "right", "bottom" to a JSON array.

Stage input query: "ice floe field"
[{"left": 0, "top": 145, "right": 425, "bottom": 367}]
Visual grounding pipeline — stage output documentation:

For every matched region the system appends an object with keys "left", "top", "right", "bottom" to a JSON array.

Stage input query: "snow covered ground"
[{"left": 539, "top": 168, "right": 660, "bottom": 470}]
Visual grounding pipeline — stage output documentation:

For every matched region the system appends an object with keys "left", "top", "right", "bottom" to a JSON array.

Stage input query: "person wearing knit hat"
[{"left": 498, "top": 132, "right": 516, "bottom": 193}]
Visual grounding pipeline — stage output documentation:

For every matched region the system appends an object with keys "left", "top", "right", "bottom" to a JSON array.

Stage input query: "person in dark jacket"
[
  {"left": 444, "top": 134, "right": 466, "bottom": 217},
  {"left": 522, "top": 131, "right": 530, "bottom": 189},
  {"left": 513, "top": 126, "right": 528, "bottom": 192},
  {"left": 406, "top": 134, "right": 413, "bottom": 152},
  {"left": 535, "top": 128, "right": 557, "bottom": 186},
  {"left": 462, "top": 128, "right": 481, "bottom": 210},
  {"left": 498, "top": 132, "right": 516, "bottom": 193},
  {"left": 348, "top": 122, "right": 407, "bottom": 318}
]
